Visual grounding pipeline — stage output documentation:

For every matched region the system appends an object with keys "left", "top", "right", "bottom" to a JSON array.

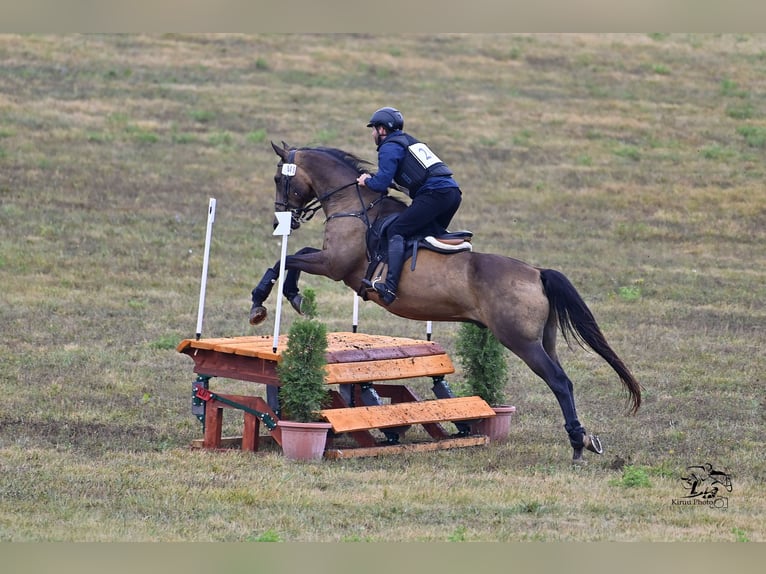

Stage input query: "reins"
[{"left": 279, "top": 148, "right": 388, "bottom": 229}]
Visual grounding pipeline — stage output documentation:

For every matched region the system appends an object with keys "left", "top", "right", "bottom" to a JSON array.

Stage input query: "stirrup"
[
  {"left": 360, "top": 278, "right": 396, "bottom": 305},
  {"left": 370, "top": 279, "right": 396, "bottom": 305}
]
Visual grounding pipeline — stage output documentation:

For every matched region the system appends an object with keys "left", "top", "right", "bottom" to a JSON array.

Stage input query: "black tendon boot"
[
  {"left": 432, "top": 377, "right": 471, "bottom": 437},
  {"left": 373, "top": 234, "right": 405, "bottom": 306}
]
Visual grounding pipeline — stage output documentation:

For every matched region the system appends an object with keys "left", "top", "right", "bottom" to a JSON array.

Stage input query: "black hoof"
[
  {"left": 249, "top": 305, "right": 267, "bottom": 325},
  {"left": 288, "top": 294, "right": 304, "bottom": 315}
]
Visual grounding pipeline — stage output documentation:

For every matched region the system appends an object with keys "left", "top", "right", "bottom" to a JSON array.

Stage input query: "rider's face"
[{"left": 372, "top": 126, "right": 386, "bottom": 146}]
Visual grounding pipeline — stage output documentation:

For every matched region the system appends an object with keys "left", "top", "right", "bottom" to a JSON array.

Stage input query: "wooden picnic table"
[{"left": 177, "top": 333, "right": 494, "bottom": 457}]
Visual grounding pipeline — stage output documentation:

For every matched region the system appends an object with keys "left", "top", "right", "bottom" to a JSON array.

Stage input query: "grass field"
[{"left": 0, "top": 33, "right": 764, "bottom": 542}]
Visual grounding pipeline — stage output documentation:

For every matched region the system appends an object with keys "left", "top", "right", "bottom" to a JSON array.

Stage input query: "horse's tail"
[{"left": 540, "top": 268, "right": 641, "bottom": 414}]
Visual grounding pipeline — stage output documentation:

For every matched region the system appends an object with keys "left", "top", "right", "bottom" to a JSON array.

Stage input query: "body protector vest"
[{"left": 381, "top": 132, "right": 453, "bottom": 196}]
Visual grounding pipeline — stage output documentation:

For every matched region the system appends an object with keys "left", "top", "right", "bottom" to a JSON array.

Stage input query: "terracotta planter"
[
  {"left": 473, "top": 405, "right": 516, "bottom": 443},
  {"left": 277, "top": 420, "right": 332, "bottom": 461}
]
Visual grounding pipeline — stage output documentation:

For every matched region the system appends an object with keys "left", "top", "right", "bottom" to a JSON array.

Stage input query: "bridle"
[{"left": 275, "top": 148, "right": 389, "bottom": 229}]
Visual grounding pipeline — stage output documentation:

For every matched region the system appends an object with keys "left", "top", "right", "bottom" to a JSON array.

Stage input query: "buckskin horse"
[{"left": 249, "top": 141, "right": 641, "bottom": 462}]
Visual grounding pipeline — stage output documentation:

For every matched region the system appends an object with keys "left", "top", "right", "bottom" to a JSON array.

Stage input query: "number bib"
[{"left": 407, "top": 142, "right": 443, "bottom": 169}]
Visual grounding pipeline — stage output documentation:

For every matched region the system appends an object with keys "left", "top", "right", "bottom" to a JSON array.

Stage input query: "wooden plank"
[
  {"left": 324, "top": 355, "right": 454, "bottom": 384},
  {"left": 177, "top": 336, "right": 270, "bottom": 353},
  {"left": 324, "top": 435, "right": 489, "bottom": 459},
  {"left": 179, "top": 333, "right": 451, "bottom": 367},
  {"left": 181, "top": 348, "right": 280, "bottom": 384},
  {"left": 320, "top": 396, "right": 494, "bottom": 433},
  {"left": 326, "top": 342, "right": 447, "bottom": 363}
]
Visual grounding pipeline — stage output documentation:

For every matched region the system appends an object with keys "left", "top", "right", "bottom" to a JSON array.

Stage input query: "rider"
[{"left": 357, "top": 107, "right": 462, "bottom": 305}]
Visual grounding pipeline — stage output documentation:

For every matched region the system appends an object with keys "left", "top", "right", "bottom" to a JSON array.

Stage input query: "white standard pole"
[
  {"left": 352, "top": 292, "right": 360, "bottom": 333},
  {"left": 195, "top": 198, "right": 216, "bottom": 340},
  {"left": 426, "top": 320, "right": 433, "bottom": 341},
  {"left": 271, "top": 212, "right": 293, "bottom": 353}
]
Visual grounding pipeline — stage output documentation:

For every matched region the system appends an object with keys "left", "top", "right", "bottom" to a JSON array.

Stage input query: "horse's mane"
[
  {"left": 303, "top": 146, "right": 372, "bottom": 175},
  {"left": 303, "top": 146, "right": 409, "bottom": 210}
]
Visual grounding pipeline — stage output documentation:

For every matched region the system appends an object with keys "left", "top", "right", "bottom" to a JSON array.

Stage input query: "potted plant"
[
  {"left": 276, "top": 289, "right": 332, "bottom": 460},
  {"left": 455, "top": 322, "right": 516, "bottom": 443}
]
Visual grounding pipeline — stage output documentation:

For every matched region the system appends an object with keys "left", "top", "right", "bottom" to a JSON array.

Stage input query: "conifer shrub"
[
  {"left": 276, "top": 289, "right": 330, "bottom": 422},
  {"left": 455, "top": 322, "right": 508, "bottom": 406}
]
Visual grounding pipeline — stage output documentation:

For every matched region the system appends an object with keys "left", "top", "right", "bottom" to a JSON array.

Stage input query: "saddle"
[{"left": 360, "top": 215, "right": 473, "bottom": 298}]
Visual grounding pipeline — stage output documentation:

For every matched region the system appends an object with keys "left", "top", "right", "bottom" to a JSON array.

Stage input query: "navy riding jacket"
[{"left": 364, "top": 130, "right": 459, "bottom": 197}]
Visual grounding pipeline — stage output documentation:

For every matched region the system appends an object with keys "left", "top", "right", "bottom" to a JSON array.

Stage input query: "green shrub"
[
  {"left": 276, "top": 289, "right": 330, "bottom": 422},
  {"left": 455, "top": 323, "right": 508, "bottom": 406},
  {"left": 610, "top": 465, "right": 651, "bottom": 488}
]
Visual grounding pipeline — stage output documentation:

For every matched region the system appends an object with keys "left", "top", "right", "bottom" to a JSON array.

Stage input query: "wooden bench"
[
  {"left": 320, "top": 396, "right": 494, "bottom": 433},
  {"left": 320, "top": 395, "right": 495, "bottom": 459}
]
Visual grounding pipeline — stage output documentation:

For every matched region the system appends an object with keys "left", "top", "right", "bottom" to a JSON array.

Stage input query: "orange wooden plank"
[
  {"left": 180, "top": 333, "right": 454, "bottom": 382},
  {"left": 180, "top": 332, "right": 447, "bottom": 361},
  {"left": 324, "top": 355, "right": 454, "bottom": 384},
  {"left": 320, "top": 396, "right": 494, "bottom": 433},
  {"left": 177, "top": 336, "right": 271, "bottom": 353}
]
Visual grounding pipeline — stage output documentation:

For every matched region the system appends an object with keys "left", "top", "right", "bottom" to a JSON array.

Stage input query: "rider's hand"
[{"left": 357, "top": 173, "right": 371, "bottom": 187}]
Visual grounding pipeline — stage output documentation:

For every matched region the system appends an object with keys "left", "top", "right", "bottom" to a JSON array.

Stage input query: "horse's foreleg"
[
  {"left": 249, "top": 263, "right": 280, "bottom": 325},
  {"left": 249, "top": 247, "right": 324, "bottom": 325},
  {"left": 280, "top": 247, "right": 322, "bottom": 316}
]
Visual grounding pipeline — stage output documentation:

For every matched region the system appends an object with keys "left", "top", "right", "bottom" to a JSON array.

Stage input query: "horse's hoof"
[
  {"left": 249, "top": 305, "right": 267, "bottom": 325},
  {"left": 288, "top": 294, "right": 304, "bottom": 315},
  {"left": 584, "top": 434, "right": 603, "bottom": 455}
]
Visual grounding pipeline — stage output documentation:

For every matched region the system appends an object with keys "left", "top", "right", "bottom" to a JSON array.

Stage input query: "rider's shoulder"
[{"left": 383, "top": 131, "right": 414, "bottom": 144}]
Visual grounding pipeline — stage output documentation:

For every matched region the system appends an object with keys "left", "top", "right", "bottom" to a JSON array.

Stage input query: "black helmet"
[{"left": 366, "top": 107, "right": 404, "bottom": 130}]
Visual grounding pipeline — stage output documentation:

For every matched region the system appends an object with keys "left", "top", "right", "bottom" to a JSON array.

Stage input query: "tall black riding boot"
[{"left": 373, "top": 234, "right": 405, "bottom": 306}]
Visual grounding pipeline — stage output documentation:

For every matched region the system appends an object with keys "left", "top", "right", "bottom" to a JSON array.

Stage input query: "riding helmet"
[{"left": 366, "top": 107, "right": 404, "bottom": 130}]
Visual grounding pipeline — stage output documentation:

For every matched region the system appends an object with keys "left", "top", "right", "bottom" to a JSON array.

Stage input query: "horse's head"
[
  {"left": 271, "top": 141, "right": 395, "bottom": 232},
  {"left": 271, "top": 141, "right": 317, "bottom": 230}
]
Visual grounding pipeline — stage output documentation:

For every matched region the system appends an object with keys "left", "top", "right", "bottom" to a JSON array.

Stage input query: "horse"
[{"left": 249, "top": 141, "right": 641, "bottom": 462}]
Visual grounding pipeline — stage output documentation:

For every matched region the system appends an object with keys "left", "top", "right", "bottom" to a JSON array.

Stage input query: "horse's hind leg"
[{"left": 512, "top": 340, "right": 598, "bottom": 462}]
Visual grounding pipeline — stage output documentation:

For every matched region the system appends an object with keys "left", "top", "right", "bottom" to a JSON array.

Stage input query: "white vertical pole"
[
  {"left": 426, "top": 321, "right": 433, "bottom": 341},
  {"left": 272, "top": 212, "right": 293, "bottom": 353},
  {"left": 195, "top": 198, "right": 216, "bottom": 340},
  {"left": 352, "top": 293, "right": 360, "bottom": 333}
]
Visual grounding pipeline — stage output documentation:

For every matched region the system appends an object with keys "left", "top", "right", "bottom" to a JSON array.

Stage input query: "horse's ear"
[{"left": 271, "top": 140, "right": 288, "bottom": 160}]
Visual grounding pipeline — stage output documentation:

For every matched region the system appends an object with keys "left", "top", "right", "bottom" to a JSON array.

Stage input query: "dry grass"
[{"left": 1, "top": 34, "right": 764, "bottom": 542}]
